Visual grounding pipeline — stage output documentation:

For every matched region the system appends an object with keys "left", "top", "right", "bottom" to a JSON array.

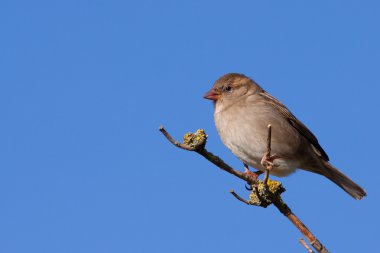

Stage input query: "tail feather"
[{"left": 321, "top": 161, "right": 366, "bottom": 200}]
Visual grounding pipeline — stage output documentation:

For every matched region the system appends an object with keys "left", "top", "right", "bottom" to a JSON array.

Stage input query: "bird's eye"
[{"left": 225, "top": 86, "right": 232, "bottom": 92}]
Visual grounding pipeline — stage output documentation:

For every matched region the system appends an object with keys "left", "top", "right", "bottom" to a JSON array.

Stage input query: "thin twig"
[
  {"left": 230, "top": 189, "right": 251, "bottom": 205},
  {"left": 159, "top": 126, "right": 197, "bottom": 151},
  {"left": 263, "top": 124, "right": 272, "bottom": 184},
  {"left": 299, "top": 238, "right": 315, "bottom": 253},
  {"left": 159, "top": 126, "right": 329, "bottom": 253},
  {"left": 266, "top": 124, "right": 272, "bottom": 157},
  {"left": 158, "top": 127, "right": 256, "bottom": 185},
  {"left": 196, "top": 148, "right": 256, "bottom": 185}
]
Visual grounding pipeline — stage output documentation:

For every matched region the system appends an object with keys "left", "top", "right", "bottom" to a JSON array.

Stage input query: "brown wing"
[{"left": 259, "top": 91, "right": 329, "bottom": 161}]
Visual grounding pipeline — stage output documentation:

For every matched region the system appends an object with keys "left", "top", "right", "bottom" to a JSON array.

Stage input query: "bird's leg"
[{"left": 243, "top": 163, "right": 263, "bottom": 190}]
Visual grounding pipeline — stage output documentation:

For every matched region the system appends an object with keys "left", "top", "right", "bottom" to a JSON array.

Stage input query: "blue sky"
[{"left": 1, "top": 1, "right": 379, "bottom": 252}]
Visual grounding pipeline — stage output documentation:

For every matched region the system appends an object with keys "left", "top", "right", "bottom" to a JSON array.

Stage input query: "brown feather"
[{"left": 258, "top": 91, "right": 329, "bottom": 161}]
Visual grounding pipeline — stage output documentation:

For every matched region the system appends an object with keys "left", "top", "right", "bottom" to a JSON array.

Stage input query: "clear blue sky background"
[{"left": 1, "top": 1, "right": 379, "bottom": 252}]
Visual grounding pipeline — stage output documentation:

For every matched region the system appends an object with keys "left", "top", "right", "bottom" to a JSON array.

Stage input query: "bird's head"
[{"left": 204, "top": 73, "right": 261, "bottom": 109}]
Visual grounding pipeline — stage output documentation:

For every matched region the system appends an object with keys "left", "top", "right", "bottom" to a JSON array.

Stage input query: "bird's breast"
[
  {"left": 214, "top": 104, "right": 301, "bottom": 177},
  {"left": 214, "top": 107, "right": 266, "bottom": 166}
]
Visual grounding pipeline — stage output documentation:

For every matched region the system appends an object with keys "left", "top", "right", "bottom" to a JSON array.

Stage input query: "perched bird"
[{"left": 204, "top": 73, "right": 366, "bottom": 200}]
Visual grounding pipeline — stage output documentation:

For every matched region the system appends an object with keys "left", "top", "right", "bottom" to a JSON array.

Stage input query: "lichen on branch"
[
  {"left": 249, "top": 179, "right": 285, "bottom": 207},
  {"left": 183, "top": 129, "right": 207, "bottom": 149}
]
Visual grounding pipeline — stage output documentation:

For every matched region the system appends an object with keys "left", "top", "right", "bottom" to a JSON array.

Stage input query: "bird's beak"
[{"left": 203, "top": 89, "right": 221, "bottom": 101}]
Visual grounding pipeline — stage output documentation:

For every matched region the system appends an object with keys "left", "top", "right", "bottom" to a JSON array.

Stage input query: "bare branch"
[
  {"left": 230, "top": 189, "right": 251, "bottom": 205},
  {"left": 159, "top": 126, "right": 197, "bottom": 151},
  {"left": 196, "top": 148, "right": 256, "bottom": 185},
  {"left": 263, "top": 124, "right": 272, "bottom": 185},
  {"left": 299, "top": 238, "right": 315, "bottom": 253},
  {"left": 159, "top": 126, "right": 256, "bottom": 185},
  {"left": 266, "top": 124, "right": 272, "bottom": 156}
]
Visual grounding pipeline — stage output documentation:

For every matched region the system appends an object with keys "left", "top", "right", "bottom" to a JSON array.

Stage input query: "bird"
[{"left": 204, "top": 73, "right": 366, "bottom": 200}]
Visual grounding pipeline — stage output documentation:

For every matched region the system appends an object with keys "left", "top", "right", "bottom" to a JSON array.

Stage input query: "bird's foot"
[
  {"left": 244, "top": 163, "right": 263, "bottom": 190},
  {"left": 245, "top": 170, "right": 263, "bottom": 181},
  {"left": 260, "top": 153, "right": 281, "bottom": 170},
  {"left": 244, "top": 172, "right": 263, "bottom": 191}
]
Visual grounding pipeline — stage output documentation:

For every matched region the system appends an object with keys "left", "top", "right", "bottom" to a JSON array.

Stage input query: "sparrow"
[{"left": 204, "top": 73, "right": 366, "bottom": 200}]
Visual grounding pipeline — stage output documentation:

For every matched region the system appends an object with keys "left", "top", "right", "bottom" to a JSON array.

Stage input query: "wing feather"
[{"left": 259, "top": 91, "right": 329, "bottom": 161}]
